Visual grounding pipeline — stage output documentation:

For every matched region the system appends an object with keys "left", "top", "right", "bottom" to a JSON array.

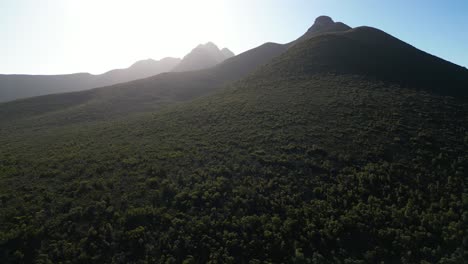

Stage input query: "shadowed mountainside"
[{"left": 264, "top": 26, "right": 468, "bottom": 96}]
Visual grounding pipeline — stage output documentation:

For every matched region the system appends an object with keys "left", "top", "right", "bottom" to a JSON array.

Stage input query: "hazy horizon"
[{"left": 1, "top": 0, "right": 467, "bottom": 75}]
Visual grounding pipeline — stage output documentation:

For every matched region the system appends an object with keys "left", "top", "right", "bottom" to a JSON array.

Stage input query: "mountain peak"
[
  {"left": 204, "top": 41, "right": 218, "bottom": 48},
  {"left": 287, "top": 15, "right": 351, "bottom": 47},
  {"left": 195, "top": 41, "right": 219, "bottom": 51},
  {"left": 306, "top": 15, "right": 350, "bottom": 33},
  {"left": 314, "top": 15, "right": 334, "bottom": 26},
  {"left": 172, "top": 42, "right": 235, "bottom": 72}
]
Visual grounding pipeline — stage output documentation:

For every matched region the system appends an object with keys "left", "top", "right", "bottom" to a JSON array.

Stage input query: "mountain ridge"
[
  {"left": 0, "top": 16, "right": 345, "bottom": 103},
  {"left": 0, "top": 57, "right": 181, "bottom": 102},
  {"left": 2, "top": 16, "right": 467, "bottom": 129}
]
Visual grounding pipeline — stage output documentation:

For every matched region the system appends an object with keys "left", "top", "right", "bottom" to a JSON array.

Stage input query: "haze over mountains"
[
  {"left": 0, "top": 43, "right": 235, "bottom": 103},
  {"left": 2, "top": 15, "right": 466, "bottom": 126},
  {"left": 0, "top": 15, "right": 467, "bottom": 263},
  {"left": 0, "top": 57, "right": 180, "bottom": 103},
  {"left": 93, "top": 57, "right": 181, "bottom": 87},
  {"left": 172, "top": 42, "right": 235, "bottom": 72},
  {"left": 0, "top": 16, "right": 351, "bottom": 124}
]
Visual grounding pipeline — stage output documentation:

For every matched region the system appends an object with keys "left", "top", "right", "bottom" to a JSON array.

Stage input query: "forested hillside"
[{"left": 0, "top": 24, "right": 467, "bottom": 263}]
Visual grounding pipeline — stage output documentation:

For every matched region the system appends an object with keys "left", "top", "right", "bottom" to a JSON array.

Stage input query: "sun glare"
[{"left": 63, "top": 0, "right": 230, "bottom": 73}]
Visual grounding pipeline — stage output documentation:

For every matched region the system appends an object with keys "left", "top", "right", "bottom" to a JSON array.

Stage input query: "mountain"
[
  {"left": 221, "top": 47, "right": 235, "bottom": 58},
  {"left": 0, "top": 16, "right": 350, "bottom": 105},
  {"left": 0, "top": 43, "right": 287, "bottom": 125},
  {"left": 172, "top": 42, "right": 235, "bottom": 72},
  {"left": 268, "top": 26, "right": 468, "bottom": 96},
  {"left": 287, "top": 15, "right": 351, "bottom": 47},
  {"left": 1, "top": 16, "right": 467, "bottom": 263},
  {"left": 94, "top": 57, "right": 181, "bottom": 86},
  {"left": 0, "top": 16, "right": 353, "bottom": 125},
  {"left": 0, "top": 57, "right": 181, "bottom": 103}
]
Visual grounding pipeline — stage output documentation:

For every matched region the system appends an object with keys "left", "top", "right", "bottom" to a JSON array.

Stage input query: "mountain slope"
[
  {"left": 0, "top": 21, "right": 466, "bottom": 263},
  {"left": 277, "top": 27, "right": 468, "bottom": 96},
  {"left": 172, "top": 42, "right": 234, "bottom": 72},
  {"left": 0, "top": 57, "right": 181, "bottom": 103},
  {"left": 0, "top": 16, "right": 356, "bottom": 126},
  {"left": 0, "top": 43, "right": 287, "bottom": 126},
  {"left": 0, "top": 16, "right": 347, "bottom": 104},
  {"left": 2, "top": 19, "right": 467, "bottom": 134}
]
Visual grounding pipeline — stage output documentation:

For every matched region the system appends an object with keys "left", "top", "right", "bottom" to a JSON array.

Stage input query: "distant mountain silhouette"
[
  {"left": 172, "top": 42, "right": 234, "bottom": 72},
  {"left": 95, "top": 57, "right": 181, "bottom": 85},
  {"left": 0, "top": 57, "right": 180, "bottom": 102}
]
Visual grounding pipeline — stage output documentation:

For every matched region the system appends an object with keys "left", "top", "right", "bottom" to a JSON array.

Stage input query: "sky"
[{"left": 1, "top": 0, "right": 467, "bottom": 75}]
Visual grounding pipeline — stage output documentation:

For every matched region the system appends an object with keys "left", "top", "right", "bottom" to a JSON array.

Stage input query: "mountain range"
[
  {"left": 0, "top": 17, "right": 351, "bottom": 124},
  {"left": 0, "top": 43, "right": 235, "bottom": 103},
  {"left": 0, "top": 57, "right": 180, "bottom": 103},
  {"left": 0, "top": 16, "right": 467, "bottom": 263}
]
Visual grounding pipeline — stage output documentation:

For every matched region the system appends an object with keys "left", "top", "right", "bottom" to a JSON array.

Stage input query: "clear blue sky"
[{"left": 1, "top": 0, "right": 467, "bottom": 75}]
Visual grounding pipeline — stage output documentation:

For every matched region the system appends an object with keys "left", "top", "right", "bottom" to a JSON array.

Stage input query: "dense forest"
[
  {"left": 1, "top": 79, "right": 467, "bottom": 263},
  {"left": 0, "top": 22, "right": 467, "bottom": 264}
]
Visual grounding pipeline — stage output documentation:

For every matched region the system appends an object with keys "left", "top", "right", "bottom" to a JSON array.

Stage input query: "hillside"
[
  {"left": 277, "top": 27, "right": 468, "bottom": 96},
  {"left": 0, "top": 16, "right": 467, "bottom": 263},
  {"left": 172, "top": 42, "right": 234, "bottom": 72},
  {"left": 0, "top": 57, "right": 180, "bottom": 103},
  {"left": 0, "top": 17, "right": 355, "bottom": 127},
  {"left": 0, "top": 44, "right": 285, "bottom": 127}
]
